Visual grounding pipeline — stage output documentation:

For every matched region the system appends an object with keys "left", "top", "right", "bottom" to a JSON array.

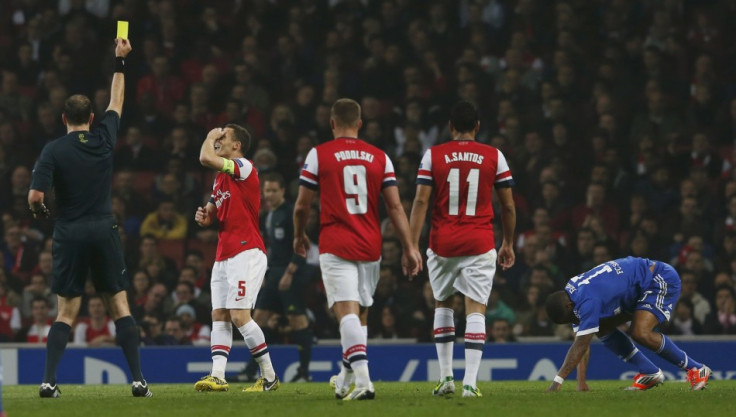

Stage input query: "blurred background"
[{"left": 1, "top": 0, "right": 735, "bottom": 350}]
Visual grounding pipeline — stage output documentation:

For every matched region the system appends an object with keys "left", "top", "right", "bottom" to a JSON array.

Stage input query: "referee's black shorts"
[{"left": 51, "top": 215, "right": 129, "bottom": 297}]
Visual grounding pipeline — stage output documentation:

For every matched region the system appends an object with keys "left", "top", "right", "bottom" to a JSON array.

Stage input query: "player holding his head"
[
  {"left": 193, "top": 124, "right": 279, "bottom": 393},
  {"left": 545, "top": 256, "right": 711, "bottom": 391},
  {"left": 294, "top": 98, "right": 422, "bottom": 400},
  {"left": 409, "top": 100, "right": 516, "bottom": 398},
  {"left": 29, "top": 37, "right": 151, "bottom": 398}
]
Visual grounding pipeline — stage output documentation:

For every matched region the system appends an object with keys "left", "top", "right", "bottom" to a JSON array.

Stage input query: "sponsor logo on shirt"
[{"left": 214, "top": 189, "right": 231, "bottom": 208}]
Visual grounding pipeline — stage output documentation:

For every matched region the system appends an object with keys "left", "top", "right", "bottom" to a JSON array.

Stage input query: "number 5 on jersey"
[{"left": 344, "top": 165, "right": 367, "bottom": 214}]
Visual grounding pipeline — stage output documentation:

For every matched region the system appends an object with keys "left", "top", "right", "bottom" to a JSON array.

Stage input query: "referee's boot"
[
  {"left": 39, "top": 383, "right": 61, "bottom": 398},
  {"left": 132, "top": 380, "right": 153, "bottom": 397}
]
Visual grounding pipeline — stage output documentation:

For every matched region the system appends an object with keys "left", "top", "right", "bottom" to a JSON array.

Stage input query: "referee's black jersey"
[
  {"left": 30, "top": 110, "right": 120, "bottom": 222},
  {"left": 261, "top": 200, "right": 300, "bottom": 268}
]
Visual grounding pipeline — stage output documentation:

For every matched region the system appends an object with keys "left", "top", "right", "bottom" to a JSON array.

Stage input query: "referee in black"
[{"left": 29, "top": 37, "right": 151, "bottom": 398}]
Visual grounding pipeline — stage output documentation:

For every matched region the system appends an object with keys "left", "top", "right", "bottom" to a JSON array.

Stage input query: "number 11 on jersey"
[{"left": 447, "top": 168, "right": 479, "bottom": 216}]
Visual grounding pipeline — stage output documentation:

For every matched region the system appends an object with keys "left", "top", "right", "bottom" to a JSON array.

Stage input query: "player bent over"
[
  {"left": 546, "top": 257, "right": 711, "bottom": 391},
  {"left": 193, "top": 126, "right": 279, "bottom": 393}
]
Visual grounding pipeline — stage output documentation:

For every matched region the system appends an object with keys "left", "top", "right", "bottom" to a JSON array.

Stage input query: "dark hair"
[
  {"left": 545, "top": 290, "right": 573, "bottom": 324},
  {"left": 450, "top": 100, "right": 478, "bottom": 133},
  {"left": 225, "top": 123, "right": 251, "bottom": 154},
  {"left": 331, "top": 98, "right": 361, "bottom": 128},
  {"left": 64, "top": 94, "right": 93, "bottom": 125},
  {"left": 261, "top": 172, "right": 286, "bottom": 189},
  {"left": 31, "top": 295, "right": 49, "bottom": 307},
  {"left": 88, "top": 294, "right": 104, "bottom": 303}
]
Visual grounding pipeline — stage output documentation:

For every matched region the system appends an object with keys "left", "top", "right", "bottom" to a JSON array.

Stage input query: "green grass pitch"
[{"left": 5, "top": 380, "right": 735, "bottom": 417}]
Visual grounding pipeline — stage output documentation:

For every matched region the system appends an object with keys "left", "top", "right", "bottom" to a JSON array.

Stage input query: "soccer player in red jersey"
[
  {"left": 294, "top": 98, "right": 422, "bottom": 400},
  {"left": 409, "top": 101, "right": 517, "bottom": 398},
  {"left": 193, "top": 125, "right": 279, "bottom": 393}
]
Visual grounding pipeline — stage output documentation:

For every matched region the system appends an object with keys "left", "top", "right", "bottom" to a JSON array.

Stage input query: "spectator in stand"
[
  {"left": 140, "top": 199, "right": 188, "bottom": 240},
  {"left": 16, "top": 296, "right": 51, "bottom": 343},
  {"left": 132, "top": 283, "right": 171, "bottom": 322},
  {"left": 488, "top": 318, "right": 516, "bottom": 343},
  {"left": 0, "top": 282, "right": 21, "bottom": 342},
  {"left": 176, "top": 303, "right": 210, "bottom": 345},
  {"left": 33, "top": 251, "right": 54, "bottom": 280},
  {"left": 164, "top": 316, "right": 192, "bottom": 345},
  {"left": 702, "top": 285, "right": 736, "bottom": 335},
  {"left": 21, "top": 273, "right": 57, "bottom": 319},
  {"left": 113, "top": 126, "right": 159, "bottom": 171},
  {"left": 140, "top": 313, "right": 176, "bottom": 346},
  {"left": 663, "top": 299, "right": 703, "bottom": 336},
  {"left": 73, "top": 295, "right": 115, "bottom": 346},
  {"left": 2, "top": 224, "right": 39, "bottom": 279},
  {"left": 571, "top": 183, "right": 619, "bottom": 239},
  {"left": 128, "top": 270, "right": 151, "bottom": 307}
]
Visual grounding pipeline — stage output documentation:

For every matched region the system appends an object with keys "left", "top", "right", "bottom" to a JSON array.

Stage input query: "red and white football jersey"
[
  {"left": 26, "top": 323, "right": 51, "bottom": 343},
  {"left": 210, "top": 158, "right": 266, "bottom": 261},
  {"left": 300, "top": 138, "right": 397, "bottom": 261},
  {"left": 73, "top": 318, "right": 116, "bottom": 343},
  {"left": 416, "top": 140, "right": 514, "bottom": 257}
]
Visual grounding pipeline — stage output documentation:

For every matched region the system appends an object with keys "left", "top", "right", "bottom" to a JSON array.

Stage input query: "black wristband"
[{"left": 114, "top": 57, "right": 125, "bottom": 73}]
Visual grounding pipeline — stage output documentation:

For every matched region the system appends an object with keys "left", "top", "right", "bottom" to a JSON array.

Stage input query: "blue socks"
[
  {"left": 656, "top": 334, "right": 703, "bottom": 370},
  {"left": 600, "top": 329, "right": 660, "bottom": 374}
]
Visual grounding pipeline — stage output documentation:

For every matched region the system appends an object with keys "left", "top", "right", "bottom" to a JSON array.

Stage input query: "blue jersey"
[{"left": 564, "top": 257, "right": 656, "bottom": 336}]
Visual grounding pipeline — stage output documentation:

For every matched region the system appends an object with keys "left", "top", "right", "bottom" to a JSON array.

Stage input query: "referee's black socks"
[
  {"left": 43, "top": 321, "right": 72, "bottom": 385},
  {"left": 292, "top": 328, "right": 313, "bottom": 374},
  {"left": 115, "top": 316, "right": 144, "bottom": 382}
]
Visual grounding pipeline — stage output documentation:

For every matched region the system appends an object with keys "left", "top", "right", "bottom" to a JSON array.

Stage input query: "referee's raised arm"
[{"left": 107, "top": 38, "right": 132, "bottom": 117}]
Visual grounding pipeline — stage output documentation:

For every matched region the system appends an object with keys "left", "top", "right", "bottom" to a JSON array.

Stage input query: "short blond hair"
[{"left": 331, "top": 98, "right": 361, "bottom": 128}]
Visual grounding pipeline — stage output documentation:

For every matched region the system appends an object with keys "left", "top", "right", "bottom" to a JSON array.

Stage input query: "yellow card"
[{"left": 117, "top": 21, "right": 129, "bottom": 39}]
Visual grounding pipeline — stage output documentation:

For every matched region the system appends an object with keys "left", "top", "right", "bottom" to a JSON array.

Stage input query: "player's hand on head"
[
  {"left": 114, "top": 38, "right": 132, "bottom": 58},
  {"left": 206, "top": 127, "right": 225, "bottom": 142}
]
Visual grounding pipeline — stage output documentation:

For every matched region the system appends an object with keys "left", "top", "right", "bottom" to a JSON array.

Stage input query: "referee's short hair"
[
  {"left": 331, "top": 98, "right": 361, "bottom": 128},
  {"left": 225, "top": 123, "right": 251, "bottom": 153},
  {"left": 64, "top": 94, "right": 93, "bottom": 125},
  {"left": 261, "top": 172, "right": 286, "bottom": 189},
  {"left": 450, "top": 100, "right": 479, "bottom": 134}
]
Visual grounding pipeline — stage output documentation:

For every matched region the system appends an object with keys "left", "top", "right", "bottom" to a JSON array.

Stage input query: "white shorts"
[
  {"left": 319, "top": 253, "right": 380, "bottom": 308},
  {"left": 427, "top": 248, "right": 497, "bottom": 305},
  {"left": 211, "top": 248, "right": 267, "bottom": 310}
]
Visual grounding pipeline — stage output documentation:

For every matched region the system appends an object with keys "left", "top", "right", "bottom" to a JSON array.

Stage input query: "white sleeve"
[
  {"left": 233, "top": 158, "right": 254, "bottom": 180},
  {"left": 494, "top": 149, "right": 514, "bottom": 187},
  {"left": 382, "top": 153, "right": 398, "bottom": 187},
  {"left": 299, "top": 148, "right": 319, "bottom": 189},
  {"left": 416, "top": 149, "right": 433, "bottom": 185}
]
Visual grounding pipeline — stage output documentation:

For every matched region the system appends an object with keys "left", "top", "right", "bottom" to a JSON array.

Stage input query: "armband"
[{"left": 221, "top": 158, "right": 235, "bottom": 175}]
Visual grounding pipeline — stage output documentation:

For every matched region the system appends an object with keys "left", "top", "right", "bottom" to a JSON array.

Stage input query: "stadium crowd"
[{"left": 2, "top": 0, "right": 736, "bottom": 347}]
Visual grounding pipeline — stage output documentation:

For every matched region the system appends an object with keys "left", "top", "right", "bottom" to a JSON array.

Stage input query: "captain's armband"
[{"left": 221, "top": 158, "right": 235, "bottom": 175}]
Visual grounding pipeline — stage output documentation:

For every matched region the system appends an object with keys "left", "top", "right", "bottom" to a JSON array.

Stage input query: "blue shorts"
[{"left": 635, "top": 262, "right": 681, "bottom": 324}]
